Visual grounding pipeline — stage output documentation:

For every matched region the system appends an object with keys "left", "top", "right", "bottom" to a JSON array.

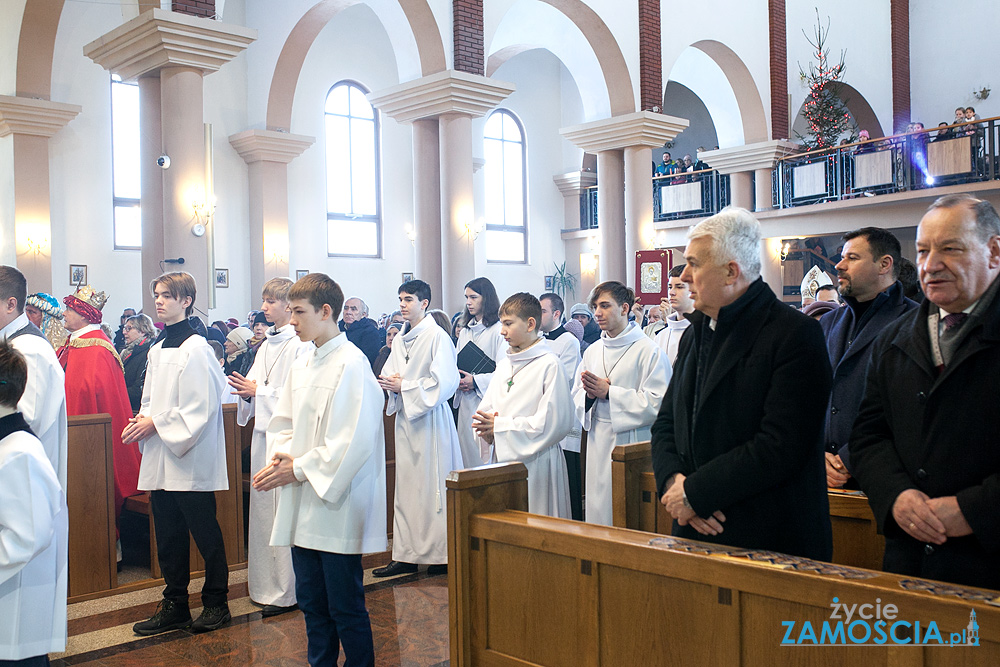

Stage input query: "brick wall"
[
  {"left": 454, "top": 0, "right": 484, "bottom": 76},
  {"left": 768, "top": 0, "right": 787, "bottom": 140},
  {"left": 638, "top": 0, "right": 661, "bottom": 112},
  {"left": 172, "top": 0, "right": 215, "bottom": 19},
  {"left": 890, "top": 0, "right": 910, "bottom": 134}
]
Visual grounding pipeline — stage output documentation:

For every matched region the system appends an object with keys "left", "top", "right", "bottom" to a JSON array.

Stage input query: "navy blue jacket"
[
  {"left": 340, "top": 317, "right": 382, "bottom": 369},
  {"left": 818, "top": 281, "right": 917, "bottom": 470}
]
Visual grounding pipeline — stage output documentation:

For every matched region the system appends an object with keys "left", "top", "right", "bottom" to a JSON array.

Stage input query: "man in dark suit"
[
  {"left": 650, "top": 207, "right": 833, "bottom": 560},
  {"left": 819, "top": 227, "right": 918, "bottom": 488},
  {"left": 850, "top": 194, "right": 1000, "bottom": 589}
]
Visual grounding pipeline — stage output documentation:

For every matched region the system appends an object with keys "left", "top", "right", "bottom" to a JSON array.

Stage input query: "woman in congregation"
[{"left": 121, "top": 313, "right": 157, "bottom": 414}]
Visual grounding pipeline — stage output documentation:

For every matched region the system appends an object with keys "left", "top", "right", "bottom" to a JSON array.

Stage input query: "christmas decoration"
[{"left": 796, "top": 10, "right": 858, "bottom": 151}]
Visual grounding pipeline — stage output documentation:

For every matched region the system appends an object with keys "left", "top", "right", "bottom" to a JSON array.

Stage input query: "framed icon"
[
  {"left": 544, "top": 275, "right": 554, "bottom": 291},
  {"left": 401, "top": 272, "right": 414, "bottom": 283},
  {"left": 296, "top": 269, "right": 309, "bottom": 280},
  {"left": 216, "top": 268, "right": 229, "bottom": 288},
  {"left": 69, "top": 264, "right": 87, "bottom": 286}
]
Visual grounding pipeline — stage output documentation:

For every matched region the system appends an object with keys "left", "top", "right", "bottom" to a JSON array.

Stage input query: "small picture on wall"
[
  {"left": 401, "top": 272, "right": 414, "bottom": 283},
  {"left": 70, "top": 264, "right": 87, "bottom": 286},
  {"left": 544, "top": 275, "right": 554, "bottom": 291},
  {"left": 216, "top": 268, "right": 229, "bottom": 288},
  {"left": 296, "top": 270, "right": 309, "bottom": 281}
]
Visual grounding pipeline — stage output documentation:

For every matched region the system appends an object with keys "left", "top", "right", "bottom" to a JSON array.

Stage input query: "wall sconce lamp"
[
  {"left": 191, "top": 199, "right": 216, "bottom": 237},
  {"left": 580, "top": 253, "right": 598, "bottom": 275},
  {"left": 780, "top": 242, "right": 791, "bottom": 262},
  {"left": 973, "top": 86, "right": 991, "bottom": 101},
  {"left": 25, "top": 235, "right": 49, "bottom": 256},
  {"left": 464, "top": 217, "right": 484, "bottom": 241},
  {"left": 405, "top": 223, "right": 417, "bottom": 245}
]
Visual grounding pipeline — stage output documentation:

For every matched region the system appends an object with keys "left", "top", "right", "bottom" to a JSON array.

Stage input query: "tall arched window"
[
  {"left": 325, "top": 81, "right": 381, "bottom": 257},
  {"left": 111, "top": 74, "right": 141, "bottom": 249},
  {"left": 483, "top": 110, "right": 527, "bottom": 263}
]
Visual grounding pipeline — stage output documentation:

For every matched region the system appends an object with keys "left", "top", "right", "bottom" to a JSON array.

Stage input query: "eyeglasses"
[{"left": 123, "top": 325, "right": 135, "bottom": 332}]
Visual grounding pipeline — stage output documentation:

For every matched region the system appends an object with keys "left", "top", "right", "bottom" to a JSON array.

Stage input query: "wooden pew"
[
  {"left": 67, "top": 413, "right": 117, "bottom": 597},
  {"left": 611, "top": 441, "right": 885, "bottom": 570},
  {"left": 448, "top": 463, "right": 1000, "bottom": 666}
]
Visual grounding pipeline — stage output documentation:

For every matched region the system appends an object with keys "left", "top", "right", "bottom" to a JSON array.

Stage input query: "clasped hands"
[
  {"left": 227, "top": 372, "right": 257, "bottom": 399},
  {"left": 121, "top": 413, "right": 156, "bottom": 444},
  {"left": 377, "top": 373, "right": 402, "bottom": 393},
  {"left": 458, "top": 370, "right": 475, "bottom": 392},
  {"left": 660, "top": 473, "right": 727, "bottom": 536},
  {"left": 580, "top": 370, "right": 610, "bottom": 400},
  {"left": 252, "top": 452, "right": 298, "bottom": 492},
  {"left": 471, "top": 410, "right": 496, "bottom": 444},
  {"left": 892, "top": 488, "right": 971, "bottom": 545}
]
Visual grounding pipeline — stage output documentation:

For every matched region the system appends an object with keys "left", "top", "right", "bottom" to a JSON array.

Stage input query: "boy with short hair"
[
  {"left": 374, "top": 280, "right": 463, "bottom": 577},
  {"left": 473, "top": 293, "right": 573, "bottom": 518},
  {"left": 254, "top": 273, "right": 386, "bottom": 666},
  {"left": 229, "top": 277, "right": 310, "bottom": 617},
  {"left": 654, "top": 265, "right": 694, "bottom": 366},
  {"left": 124, "top": 272, "right": 230, "bottom": 635},
  {"left": 0, "top": 340, "right": 68, "bottom": 666}
]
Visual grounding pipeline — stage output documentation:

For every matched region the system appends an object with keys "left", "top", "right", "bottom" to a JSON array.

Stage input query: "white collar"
[
  {"left": 506, "top": 338, "right": 548, "bottom": 363},
  {"left": 938, "top": 301, "right": 977, "bottom": 319},
  {"left": 601, "top": 321, "right": 643, "bottom": 348},
  {"left": 0, "top": 313, "right": 30, "bottom": 340},
  {"left": 313, "top": 331, "right": 346, "bottom": 360},
  {"left": 69, "top": 323, "right": 102, "bottom": 339},
  {"left": 266, "top": 322, "right": 296, "bottom": 341},
  {"left": 402, "top": 314, "right": 433, "bottom": 341}
]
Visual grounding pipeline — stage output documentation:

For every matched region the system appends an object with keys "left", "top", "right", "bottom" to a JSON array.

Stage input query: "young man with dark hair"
[
  {"left": 253, "top": 272, "right": 386, "bottom": 666},
  {"left": 654, "top": 264, "right": 694, "bottom": 367},
  {"left": 125, "top": 271, "right": 230, "bottom": 635},
  {"left": 374, "top": 280, "right": 463, "bottom": 577},
  {"left": 572, "top": 281, "right": 670, "bottom": 525},
  {"left": 0, "top": 340, "right": 69, "bottom": 667},
  {"left": 473, "top": 293, "right": 573, "bottom": 517},
  {"left": 230, "top": 277, "right": 310, "bottom": 617}
]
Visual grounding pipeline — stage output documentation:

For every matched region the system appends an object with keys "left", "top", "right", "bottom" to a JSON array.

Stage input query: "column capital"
[
  {"left": 0, "top": 95, "right": 81, "bottom": 138},
  {"left": 367, "top": 70, "right": 515, "bottom": 123},
  {"left": 560, "top": 111, "right": 689, "bottom": 153},
  {"left": 700, "top": 140, "right": 801, "bottom": 174},
  {"left": 83, "top": 8, "right": 256, "bottom": 81},
  {"left": 228, "top": 129, "right": 314, "bottom": 164},
  {"left": 553, "top": 170, "right": 597, "bottom": 197}
]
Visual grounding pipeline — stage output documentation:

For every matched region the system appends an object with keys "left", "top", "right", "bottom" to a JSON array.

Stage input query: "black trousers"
[
  {"left": 0, "top": 656, "right": 50, "bottom": 667},
  {"left": 563, "top": 449, "right": 583, "bottom": 521},
  {"left": 149, "top": 490, "right": 229, "bottom": 608}
]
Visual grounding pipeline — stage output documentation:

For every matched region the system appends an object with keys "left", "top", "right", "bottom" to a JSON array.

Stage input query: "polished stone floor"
[{"left": 54, "top": 568, "right": 450, "bottom": 667}]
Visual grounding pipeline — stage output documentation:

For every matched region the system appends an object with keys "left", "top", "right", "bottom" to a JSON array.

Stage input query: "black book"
[{"left": 456, "top": 341, "right": 496, "bottom": 375}]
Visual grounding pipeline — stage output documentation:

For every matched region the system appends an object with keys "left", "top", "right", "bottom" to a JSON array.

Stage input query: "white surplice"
[
  {"left": 453, "top": 319, "right": 506, "bottom": 466},
  {"left": 137, "top": 335, "right": 228, "bottom": 492},
  {"left": 0, "top": 428, "right": 68, "bottom": 660},
  {"left": 237, "top": 324, "right": 311, "bottom": 606},
  {"left": 653, "top": 312, "right": 692, "bottom": 367},
  {"left": 478, "top": 340, "right": 573, "bottom": 518},
  {"left": 383, "top": 315, "right": 463, "bottom": 564},
  {"left": 545, "top": 328, "right": 583, "bottom": 453},
  {"left": 0, "top": 313, "right": 68, "bottom": 490},
  {"left": 266, "top": 334, "right": 387, "bottom": 555},
  {"left": 572, "top": 322, "right": 670, "bottom": 525}
]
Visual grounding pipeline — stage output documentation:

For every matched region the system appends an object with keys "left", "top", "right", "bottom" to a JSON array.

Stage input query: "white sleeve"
[
  {"left": 149, "top": 345, "right": 224, "bottom": 458},
  {"left": 571, "top": 348, "right": 593, "bottom": 431},
  {"left": 0, "top": 451, "right": 60, "bottom": 587},
  {"left": 399, "top": 332, "right": 461, "bottom": 419},
  {"left": 264, "top": 366, "right": 295, "bottom": 464}
]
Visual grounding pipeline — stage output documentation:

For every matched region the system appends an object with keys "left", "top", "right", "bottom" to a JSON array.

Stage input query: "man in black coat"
[
  {"left": 819, "top": 227, "right": 918, "bottom": 487},
  {"left": 339, "top": 296, "right": 382, "bottom": 369},
  {"left": 850, "top": 194, "right": 1000, "bottom": 589},
  {"left": 650, "top": 207, "right": 833, "bottom": 561}
]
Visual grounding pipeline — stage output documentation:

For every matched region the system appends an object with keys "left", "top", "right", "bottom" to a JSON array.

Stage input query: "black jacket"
[
  {"left": 651, "top": 278, "right": 833, "bottom": 560},
  {"left": 849, "top": 277, "right": 1000, "bottom": 589},
  {"left": 122, "top": 338, "right": 153, "bottom": 413},
  {"left": 341, "top": 317, "right": 383, "bottom": 369}
]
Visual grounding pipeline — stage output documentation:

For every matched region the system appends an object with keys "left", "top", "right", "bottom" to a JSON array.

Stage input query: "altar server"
[
  {"left": 255, "top": 273, "right": 386, "bottom": 667},
  {"left": 375, "top": 280, "right": 463, "bottom": 577},
  {"left": 229, "top": 277, "right": 310, "bottom": 618},
  {"left": 125, "top": 272, "right": 229, "bottom": 636},
  {"left": 474, "top": 293, "right": 573, "bottom": 518},
  {"left": 0, "top": 340, "right": 68, "bottom": 665},
  {"left": 572, "top": 281, "right": 670, "bottom": 525}
]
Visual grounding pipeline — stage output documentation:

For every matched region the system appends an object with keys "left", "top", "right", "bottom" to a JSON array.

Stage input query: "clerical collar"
[
  {"left": 161, "top": 319, "right": 197, "bottom": 348},
  {"left": 546, "top": 324, "right": 567, "bottom": 340},
  {"left": 0, "top": 412, "right": 34, "bottom": 441},
  {"left": 69, "top": 323, "right": 101, "bottom": 340}
]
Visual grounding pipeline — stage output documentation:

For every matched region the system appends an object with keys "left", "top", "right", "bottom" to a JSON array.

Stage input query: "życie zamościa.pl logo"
[{"left": 781, "top": 597, "right": 981, "bottom": 647}]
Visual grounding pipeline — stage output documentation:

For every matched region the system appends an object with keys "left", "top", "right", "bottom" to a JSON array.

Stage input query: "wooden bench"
[
  {"left": 67, "top": 413, "right": 117, "bottom": 597},
  {"left": 611, "top": 441, "right": 885, "bottom": 570}
]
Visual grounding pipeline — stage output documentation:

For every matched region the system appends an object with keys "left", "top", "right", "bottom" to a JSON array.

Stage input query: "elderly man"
[
  {"left": 820, "top": 228, "right": 916, "bottom": 488},
  {"left": 338, "top": 296, "right": 382, "bottom": 368},
  {"left": 642, "top": 305, "right": 665, "bottom": 338},
  {"left": 650, "top": 207, "right": 833, "bottom": 560},
  {"left": 850, "top": 194, "right": 1000, "bottom": 589}
]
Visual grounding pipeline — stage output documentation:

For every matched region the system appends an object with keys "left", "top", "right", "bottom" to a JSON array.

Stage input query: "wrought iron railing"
[
  {"left": 578, "top": 170, "right": 729, "bottom": 229},
  {"left": 579, "top": 185, "right": 599, "bottom": 229}
]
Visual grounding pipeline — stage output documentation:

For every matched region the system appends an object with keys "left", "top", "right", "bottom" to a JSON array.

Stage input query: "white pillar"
[
  {"left": 412, "top": 118, "right": 442, "bottom": 302},
  {"left": 761, "top": 237, "right": 784, "bottom": 300},
  {"left": 729, "top": 172, "right": 753, "bottom": 210},
  {"left": 624, "top": 146, "right": 655, "bottom": 286},
  {"left": 755, "top": 167, "right": 774, "bottom": 211},
  {"left": 597, "top": 150, "right": 626, "bottom": 284},
  {"left": 439, "top": 112, "right": 477, "bottom": 315},
  {"left": 138, "top": 76, "right": 164, "bottom": 315}
]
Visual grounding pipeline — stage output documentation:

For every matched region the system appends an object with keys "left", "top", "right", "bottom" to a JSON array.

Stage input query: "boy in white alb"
[
  {"left": 229, "top": 278, "right": 310, "bottom": 617},
  {"left": 572, "top": 281, "right": 670, "bottom": 526},
  {"left": 0, "top": 341, "right": 68, "bottom": 667},
  {"left": 124, "top": 272, "right": 229, "bottom": 635},
  {"left": 654, "top": 265, "right": 694, "bottom": 367},
  {"left": 254, "top": 273, "right": 386, "bottom": 667},
  {"left": 375, "top": 280, "right": 463, "bottom": 577},
  {"left": 473, "top": 293, "right": 573, "bottom": 518}
]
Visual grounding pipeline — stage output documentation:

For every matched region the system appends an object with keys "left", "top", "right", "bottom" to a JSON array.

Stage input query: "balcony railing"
[{"left": 578, "top": 169, "right": 730, "bottom": 229}]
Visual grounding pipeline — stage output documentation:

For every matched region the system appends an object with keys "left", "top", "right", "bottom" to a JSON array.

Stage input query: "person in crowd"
[
  {"left": 230, "top": 277, "right": 311, "bottom": 617},
  {"left": 655, "top": 151, "right": 677, "bottom": 176},
  {"left": 570, "top": 302, "right": 602, "bottom": 350},
  {"left": 692, "top": 148, "right": 709, "bottom": 172},
  {"left": 654, "top": 265, "right": 694, "bottom": 367},
  {"left": 254, "top": 273, "right": 386, "bottom": 667},
  {"left": 24, "top": 292, "right": 68, "bottom": 350},
  {"left": 642, "top": 305, "right": 665, "bottom": 338},
  {"left": 339, "top": 296, "right": 382, "bottom": 369},
  {"left": 126, "top": 272, "right": 229, "bottom": 635},
  {"left": 564, "top": 318, "right": 585, "bottom": 347},
  {"left": 954, "top": 107, "right": 966, "bottom": 127},
  {"left": 815, "top": 285, "right": 840, "bottom": 304},
  {"left": 59, "top": 284, "right": 140, "bottom": 521},
  {"left": 802, "top": 300, "right": 838, "bottom": 320},
  {"left": 211, "top": 320, "right": 231, "bottom": 337},
  {"left": 224, "top": 326, "right": 254, "bottom": 377},
  {"left": 800, "top": 265, "right": 834, "bottom": 307},
  {"left": 933, "top": 121, "right": 953, "bottom": 142},
  {"left": 226, "top": 317, "right": 240, "bottom": 331},
  {"left": 0, "top": 268, "right": 68, "bottom": 489},
  {"left": 113, "top": 307, "right": 136, "bottom": 352},
  {"left": 207, "top": 341, "right": 238, "bottom": 405},
  {"left": 896, "top": 256, "right": 922, "bottom": 300},
  {"left": 650, "top": 207, "right": 833, "bottom": 560},
  {"left": 427, "top": 309, "right": 453, "bottom": 336},
  {"left": 573, "top": 281, "right": 669, "bottom": 525},
  {"left": 473, "top": 293, "right": 573, "bottom": 517},
  {"left": 250, "top": 311, "right": 271, "bottom": 343},
  {"left": 539, "top": 292, "right": 584, "bottom": 520},
  {"left": 850, "top": 194, "right": 1000, "bottom": 590},
  {"left": 453, "top": 277, "right": 506, "bottom": 466},
  {"left": 0, "top": 340, "right": 69, "bottom": 667},
  {"left": 375, "top": 280, "right": 462, "bottom": 577},
  {"left": 819, "top": 228, "right": 917, "bottom": 489},
  {"left": 121, "top": 313, "right": 157, "bottom": 414},
  {"left": 373, "top": 322, "right": 402, "bottom": 377}
]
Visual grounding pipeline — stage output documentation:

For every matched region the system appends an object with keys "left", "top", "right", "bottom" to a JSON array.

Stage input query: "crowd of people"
[{"left": 2, "top": 192, "right": 998, "bottom": 665}]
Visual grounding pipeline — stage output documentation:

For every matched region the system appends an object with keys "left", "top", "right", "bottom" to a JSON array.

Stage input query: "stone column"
[
  {"left": 552, "top": 170, "right": 597, "bottom": 230},
  {"left": 755, "top": 167, "right": 775, "bottom": 211},
  {"left": 561, "top": 111, "right": 689, "bottom": 285},
  {"left": 411, "top": 118, "right": 442, "bottom": 302},
  {"left": 229, "top": 130, "right": 314, "bottom": 298},
  {"left": 760, "top": 236, "right": 784, "bottom": 300},
  {"left": 700, "top": 140, "right": 800, "bottom": 212},
  {"left": 439, "top": 112, "right": 476, "bottom": 313},
  {"left": 137, "top": 76, "right": 164, "bottom": 315},
  {"left": 0, "top": 96, "right": 81, "bottom": 292}
]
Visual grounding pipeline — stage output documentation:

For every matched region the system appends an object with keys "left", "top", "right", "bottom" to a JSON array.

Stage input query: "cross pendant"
[
  {"left": 506, "top": 378, "right": 514, "bottom": 392},
  {"left": 264, "top": 379, "right": 269, "bottom": 386},
  {"left": 405, "top": 354, "right": 410, "bottom": 363}
]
